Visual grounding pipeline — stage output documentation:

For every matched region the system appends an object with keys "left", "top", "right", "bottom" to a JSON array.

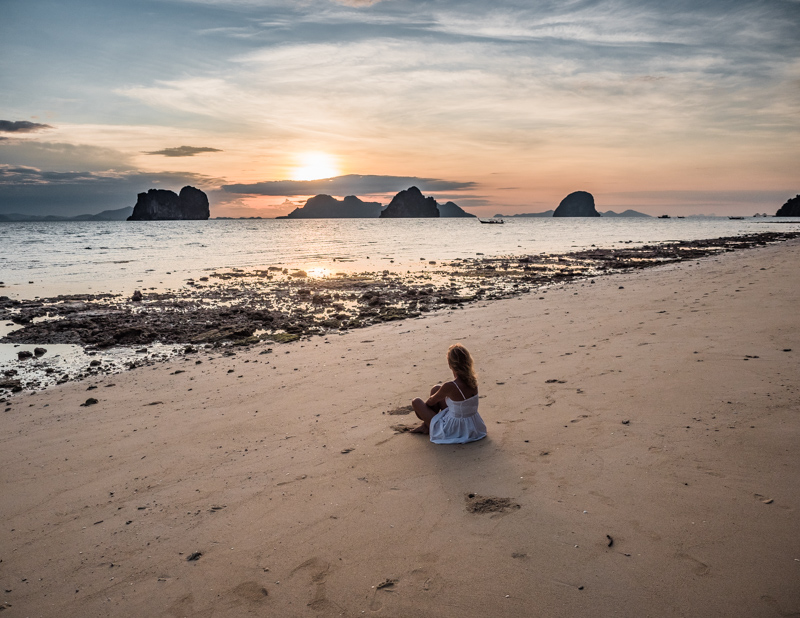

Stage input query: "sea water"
[{"left": 1, "top": 217, "right": 799, "bottom": 300}]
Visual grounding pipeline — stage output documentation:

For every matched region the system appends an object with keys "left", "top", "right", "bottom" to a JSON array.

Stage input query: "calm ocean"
[{"left": 1, "top": 217, "right": 799, "bottom": 299}]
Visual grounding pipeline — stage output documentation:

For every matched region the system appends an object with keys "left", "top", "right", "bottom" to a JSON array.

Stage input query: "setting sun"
[{"left": 291, "top": 152, "right": 339, "bottom": 181}]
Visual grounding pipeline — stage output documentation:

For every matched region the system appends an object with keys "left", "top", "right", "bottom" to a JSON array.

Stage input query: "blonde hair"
[{"left": 448, "top": 343, "right": 478, "bottom": 391}]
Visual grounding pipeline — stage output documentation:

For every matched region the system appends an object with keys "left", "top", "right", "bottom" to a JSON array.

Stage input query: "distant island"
[
  {"left": 438, "top": 201, "right": 476, "bottom": 218},
  {"left": 127, "top": 186, "right": 209, "bottom": 220},
  {"left": 492, "top": 191, "right": 650, "bottom": 218},
  {"left": 600, "top": 209, "right": 651, "bottom": 217},
  {"left": 275, "top": 187, "right": 475, "bottom": 218},
  {"left": 494, "top": 210, "right": 555, "bottom": 218},
  {"left": 0, "top": 206, "right": 133, "bottom": 222},
  {"left": 279, "top": 194, "right": 382, "bottom": 218},
  {"left": 493, "top": 209, "right": 650, "bottom": 218}
]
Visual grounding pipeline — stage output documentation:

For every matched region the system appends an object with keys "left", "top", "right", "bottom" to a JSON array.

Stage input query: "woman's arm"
[{"left": 425, "top": 382, "right": 455, "bottom": 410}]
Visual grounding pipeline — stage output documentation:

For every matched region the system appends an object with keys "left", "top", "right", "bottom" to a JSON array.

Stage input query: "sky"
[{"left": 1, "top": 0, "right": 798, "bottom": 218}]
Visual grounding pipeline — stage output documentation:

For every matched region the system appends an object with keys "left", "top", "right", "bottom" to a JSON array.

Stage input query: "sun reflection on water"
[{"left": 304, "top": 267, "right": 333, "bottom": 278}]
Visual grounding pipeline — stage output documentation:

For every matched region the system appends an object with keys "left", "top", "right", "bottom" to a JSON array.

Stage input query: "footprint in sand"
[
  {"left": 409, "top": 562, "right": 443, "bottom": 594},
  {"left": 387, "top": 405, "right": 413, "bottom": 415},
  {"left": 760, "top": 595, "right": 800, "bottom": 617},
  {"left": 676, "top": 553, "right": 710, "bottom": 576},
  {"left": 369, "top": 579, "right": 399, "bottom": 612},
  {"left": 570, "top": 415, "right": 590, "bottom": 423},
  {"left": 167, "top": 594, "right": 195, "bottom": 618},
  {"left": 231, "top": 581, "right": 269, "bottom": 602},
  {"left": 290, "top": 557, "right": 335, "bottom": 611}
]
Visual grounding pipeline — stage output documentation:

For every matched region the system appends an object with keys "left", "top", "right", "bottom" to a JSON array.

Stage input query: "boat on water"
[
  {"left": 479, "top": 219, "right": 505, "bottom": 224},
  {"left": 658, "top": 215, "right": 671, "bottom": 219},
  {"left": 729, "top": 216, "right": 745, "bottom": 220}
]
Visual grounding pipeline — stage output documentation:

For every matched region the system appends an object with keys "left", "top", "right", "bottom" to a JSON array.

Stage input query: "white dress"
[{"left": 429, "top": 382, "right": 487, "bottom": 444}]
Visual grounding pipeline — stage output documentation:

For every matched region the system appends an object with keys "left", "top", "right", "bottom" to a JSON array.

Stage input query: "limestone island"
[
  {"left": 380, "top": 186, "right": 440, "bottom": 218},
  {"left": 776, "top": 194, "right": 800, "bottom": 217},
  {"left": 277, "top": 187, "right": 475, "bottom": 218},
  {"left": 127, "top": 186, "right": 210, "bottom": 220},
  {"left": 553, "top": 191, "right": 601, "bottom": 217},
  {"left": 280, "top": 194, "right": 382, "bottom": 218}
]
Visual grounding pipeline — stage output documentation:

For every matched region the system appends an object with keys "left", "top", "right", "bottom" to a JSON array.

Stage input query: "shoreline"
[
  {"left": 2, "top": 217, "right": 799, "bottom": 302},
  {"left": 1, "top": 235, "right": 798, "bottom": 616},
  {"left": 1, "top": 230, "right": 799, "bottom": 397}
]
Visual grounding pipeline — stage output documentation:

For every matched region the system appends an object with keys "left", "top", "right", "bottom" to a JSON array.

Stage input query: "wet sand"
[{"left": 1, "top": 239, "right": 799, "bottom": 617}]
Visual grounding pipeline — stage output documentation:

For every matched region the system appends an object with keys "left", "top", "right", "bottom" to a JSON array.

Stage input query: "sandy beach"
[{"left": 2, "top": 239, "right": 799, "bottom": 617}]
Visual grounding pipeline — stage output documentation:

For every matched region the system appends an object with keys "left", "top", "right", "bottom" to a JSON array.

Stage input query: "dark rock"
[
  {"left": 380, "top": 187, "right": 439, "bottom": 218},
  {"left": 776, "top": 194, "right": 800, "bottom": 217},
  {"left": 127, "top": 186, "right": 210, "bottom": 220},
  {"left": 0, "top": 379, "right": 22, "bottom": 390},
  {"left": 438, "top": 201, "right": 476, "bottom": 218},
  {"left": 81, "top": 398, "right": 98, "bottom": 406},
  {"left": 131, "top": 290, "right": 143, "bottom": 302},
  {"left": 553, "top": 191, "right": 601, "bottom": 217},
  {"left": 33, "top": 347, "right": 47, "bottom": 356},
  {"left": 17, "top": 350, "right": 33, "bottom": 360},
  {"left": 284, "top": 194, "right": 382, "bottom": 218}
]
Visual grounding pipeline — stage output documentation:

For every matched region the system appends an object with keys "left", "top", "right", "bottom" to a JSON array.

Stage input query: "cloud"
[
  {"left": 0, "top": 164, "right": 221, "bottom": 216},
  {"left": 143, "top": 145, "right": 223, "bottom": 157},
  {"left": 222, "top": 174, "right": 476, "bottom": 196},
  {"left": 0, "top": 140, "right": 135, "bottom": 173},
  {"left": 333, "top": 0, "right": 383, "bottom": 6},
  {"left": 0, "top": 165, "right": 98, "bottom": 184},
  {"left": 0, "top": 120, "right": 53, "bottom": 133}
]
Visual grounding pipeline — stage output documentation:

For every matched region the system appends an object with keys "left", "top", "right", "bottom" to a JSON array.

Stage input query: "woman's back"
[{"left": 431, "top": 379, "right": 485, "bottom": 443}]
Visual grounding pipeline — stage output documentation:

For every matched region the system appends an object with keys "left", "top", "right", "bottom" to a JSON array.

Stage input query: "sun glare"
[{"left": 292, "top": 152, "right": 339, "bottom": 181}]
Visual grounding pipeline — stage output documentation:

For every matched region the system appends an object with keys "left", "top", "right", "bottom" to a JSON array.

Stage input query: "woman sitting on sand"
[{"left": 410, "top": 343, "right": 487, "bottom": 444}]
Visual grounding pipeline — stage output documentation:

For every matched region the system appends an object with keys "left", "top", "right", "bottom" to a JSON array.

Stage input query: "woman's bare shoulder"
[
  {"left": 440, "top": 381, "right": 459, "bottom": 394},
  {"left": 450, "top": 380, "right": 478, "bottom": 400}
]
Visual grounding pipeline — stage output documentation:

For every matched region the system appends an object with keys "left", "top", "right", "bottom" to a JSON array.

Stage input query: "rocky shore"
[{"left": 1, "top": 231, "right": 798, "bottom": 395}]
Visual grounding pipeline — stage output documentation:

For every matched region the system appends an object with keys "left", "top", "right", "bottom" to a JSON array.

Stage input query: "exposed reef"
[
  {"left": 3, "top": 231, "right": 797, "bottom": 350},
  {"left": 2, "top": 231, "right": 799, "bottom": 395}
]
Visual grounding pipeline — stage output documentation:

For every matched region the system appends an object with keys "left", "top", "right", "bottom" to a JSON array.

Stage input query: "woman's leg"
[
  {"left": 410, "top": 397, "right": 438, "bottom": 433},
  {"left": 410, "top": 384, "right": 444, "bottom": 434}
]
